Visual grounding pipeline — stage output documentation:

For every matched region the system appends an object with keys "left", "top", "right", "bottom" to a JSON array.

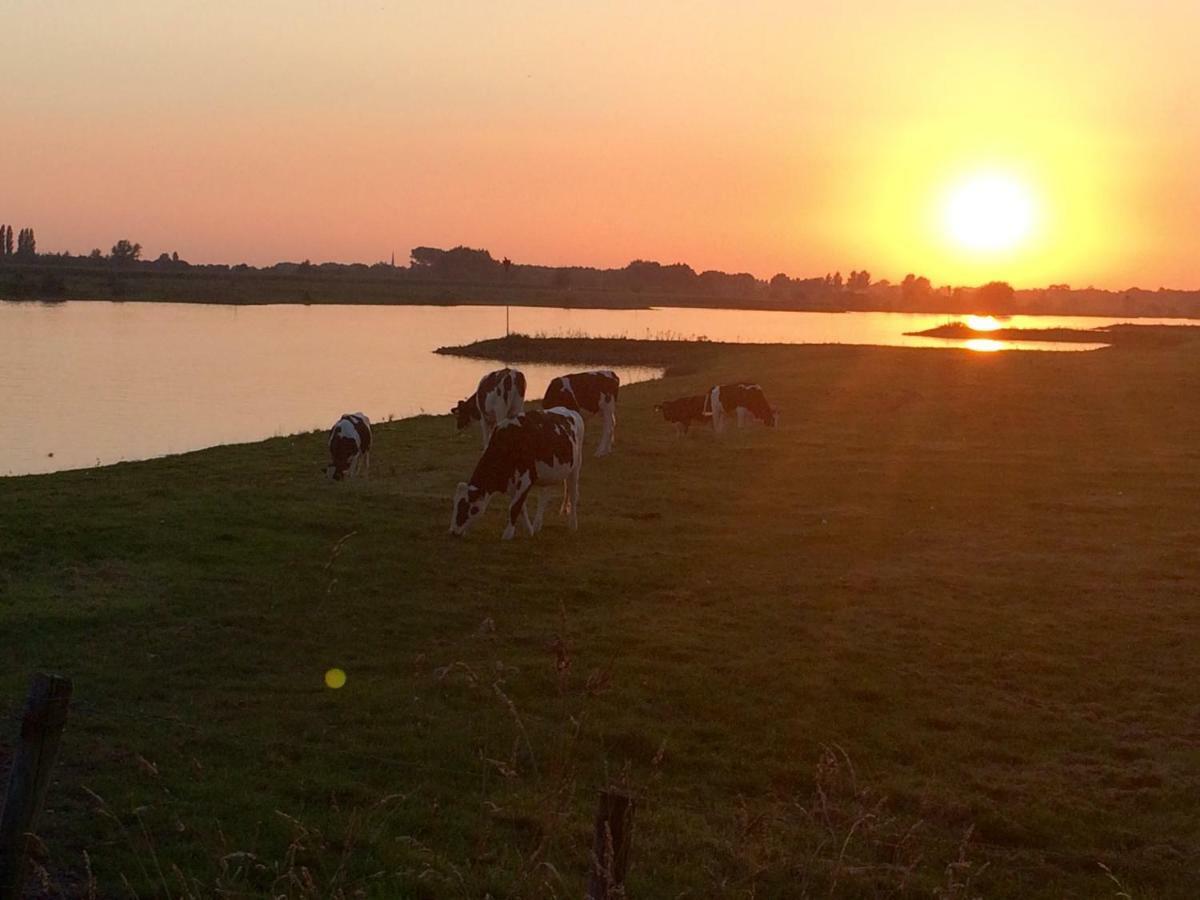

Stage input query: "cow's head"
[
  {"left": 450, "top": 482, "right": 490, "bottom": 535},
  {"left": 451, "top": 398, "right": 477, "bottom": 431}
]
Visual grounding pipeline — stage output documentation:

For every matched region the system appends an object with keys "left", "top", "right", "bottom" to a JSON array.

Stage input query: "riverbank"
[{"left": 3, "top": 339, "right": 1200, "bottom": 897}]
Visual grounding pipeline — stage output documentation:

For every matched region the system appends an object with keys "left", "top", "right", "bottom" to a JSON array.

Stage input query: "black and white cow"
[
  {"left": 451, "top": 367, "right": 527, "bottom": 448},
  {"left": 708, "top": 384, "right": 779, "bottom": 433},
  {"left": 542, "top": 370, "right": 619, "bottom": 457},
  {"left": 653, "top": 394, "right": 711, "bottom": 436},
  {"left": 326, "top": 412, "right": 372, "bottom": 480},
  {"left": 450, "top": 407, "right": 584, "bottom": 540}
]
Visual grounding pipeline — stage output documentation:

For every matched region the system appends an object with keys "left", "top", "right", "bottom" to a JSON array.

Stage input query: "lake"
[{"left": 2, "top": 301, "right": 1191, "bottom": 476}]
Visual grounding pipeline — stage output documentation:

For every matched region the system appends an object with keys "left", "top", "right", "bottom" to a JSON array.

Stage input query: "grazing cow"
[
  {"left": 708, "top": 384, "right": 779, "bottom": 433},
  {"left": 653, "top": 394, "right": 711, "bottom": 436},
  {"left": 451, "top": 367, "right": 527, "bottom": 448},
  {"left": 542, "top": 370, "right": 619, "bottom": 456},
  {"left": 450, "top": 407, "right": 584, "bottom": 540},
  {"left": 326, "top": 412, "right": 372, "bottom": 480}
]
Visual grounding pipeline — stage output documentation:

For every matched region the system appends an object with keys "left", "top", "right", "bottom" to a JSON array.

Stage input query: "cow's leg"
[
  {"left": 566, "top": 467, "right": 580, "bottom": 531},
  {"left": 480, "top": 415, "right": 491, "bottom": 449},
  {"left": 596, "top": 397, "right": 615, "bottom": 457},
  {"left": 532, "top": 489, "right": 551, "bottom": 534},
  {"left": 503, "top": 486, "right": 533, "bottom": 540},
  {"left": 736, "top": 408, "right": 748, "bottom": 429},
  {"left": 712, "top": 404, "right": 724, "bottom": 434},
  {"left": 361, "top": 450, "right": 370, "bottom": 479}
]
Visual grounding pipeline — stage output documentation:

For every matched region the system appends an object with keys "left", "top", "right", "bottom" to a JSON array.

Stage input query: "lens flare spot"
[{"left": 324, "top": 668, "right": 347, "bottom": 689}]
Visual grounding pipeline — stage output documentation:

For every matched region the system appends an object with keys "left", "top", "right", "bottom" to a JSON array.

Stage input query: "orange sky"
[{"left": 4, "top": 1, "right": 1198, "bottom": 288}]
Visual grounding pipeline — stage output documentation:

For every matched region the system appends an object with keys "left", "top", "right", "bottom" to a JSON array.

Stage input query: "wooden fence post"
[
  {"left": 0, "top": 673, "right": 73, "bottom": 900},
  {"left": 586, "top": 787, "right": 635, "bottom": 900}
]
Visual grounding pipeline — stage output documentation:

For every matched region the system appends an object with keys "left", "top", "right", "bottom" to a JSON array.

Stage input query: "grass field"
[{"left": 3, "top": 338, "right": 1200, "bottom": 898}]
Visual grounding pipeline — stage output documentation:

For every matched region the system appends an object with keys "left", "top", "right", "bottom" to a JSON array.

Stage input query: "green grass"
[{"left": 3, "top": 340, "right": 1200, "bottom": 897}]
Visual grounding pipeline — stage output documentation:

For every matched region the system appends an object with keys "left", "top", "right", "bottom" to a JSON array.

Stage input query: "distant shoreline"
[
  {"left": 4, "top": 260, "right": 1200, "bottom": 318},
  {"left": 7, "top": 293, "right": 1200, "bottom": 323}
]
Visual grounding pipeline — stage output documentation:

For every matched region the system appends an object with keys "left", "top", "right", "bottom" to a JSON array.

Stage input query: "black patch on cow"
[
  {"left": 465, "top": 410, "right": 576, "bottom": 497},
  {"left": 344, "top": 413, "right": 372, "bottom": 452},
  {"left": 713, "top": 384, "right": 777, "bottom": 426},
  {"left": 452, "top": 397, "right": 481, "bottom": 429},
  {"left": 543, "top": 370, "right": 619, "bottom": 415},
  {"left": 655, "top": 394, "right": 710, "bottom": 432}
]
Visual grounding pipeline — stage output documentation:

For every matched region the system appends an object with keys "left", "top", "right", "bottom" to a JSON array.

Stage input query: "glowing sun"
[{"left": 943, "top": 173, "right": 1036, "bottom": 252}]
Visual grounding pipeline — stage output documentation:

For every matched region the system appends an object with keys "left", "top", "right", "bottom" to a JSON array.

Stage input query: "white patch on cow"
[
  {"left": 709, "top": 386, "right": 727, "bottom": 434},
  {"left": 543, "top": 406, "right": 584, "bottom": 532},
  {"left": 450, "top": 481, "right": 491, "bottom": 535},
  {"left": 477, "top": 370, "right": 527, "bottom": 448}
]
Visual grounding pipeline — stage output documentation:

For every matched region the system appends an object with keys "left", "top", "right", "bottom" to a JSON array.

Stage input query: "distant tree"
[
  {"left": 88, "top": 248, "right": 104, "bottom": 260},
  {"left": 847, "top": 270, "right": 871, "bottom": 290},
  {"left": 171, "top": 251, "right": 180, "bottom": 263},
  {"left": 502, "top": 257, "right": 512, "bottom": 273},
  {"left": 832, "top": 271, "right": 843, "bottom": 289},
  {"left": 769, "top": 273, "right": 792, "bottom": 295},
  {"left": 297, "top": 259, "right": 312, "bottom": 273},
  {"left": 16, "top": 227, "right": 36, "bottom": 258},
  {"left": 975, "top": 280, "right": 1015, "bottom": 313},
  {"left": 0, "top": 225, "right": 9, "bottom": 257},
  {"left": 110, "top": 239, "right": 142, "bottom": 264},
  {"left": 1047, "top": 283, "right": 1070, "bottom": 292},
  {"left": 901, "top": 274, "right": 933, "bottom": 303}
]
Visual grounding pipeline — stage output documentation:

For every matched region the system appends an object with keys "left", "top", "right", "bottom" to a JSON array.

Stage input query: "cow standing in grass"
[
  {"left": 542, "top": 370, "right": 619, "bottom": 456},
  {"left": 708, "top": 384, "right": 779, "bottom": 433},
  {"left": 654, "top": 394, "right": 711, "bottom": 436},
  {"left": 326, "top": 412, "right": 372, "bottom": 480},
  {"left": 450, "top": 407, "right": 584, "bottom": 540},
  {"left": 452, "top": 367, "right": 527, "bottom": 448}
]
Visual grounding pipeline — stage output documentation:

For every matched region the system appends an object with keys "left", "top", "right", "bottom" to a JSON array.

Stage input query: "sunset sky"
[{"left": 5, "top": 1, "right": 1198, "bottom": 288}]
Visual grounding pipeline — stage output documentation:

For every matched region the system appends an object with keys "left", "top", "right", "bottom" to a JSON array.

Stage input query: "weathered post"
[
  {"left": 0, "top": 674, "right": 73, "bottom": 900},
  {"left": 586, "top": 787, "right": 635, "bottom": 900}
]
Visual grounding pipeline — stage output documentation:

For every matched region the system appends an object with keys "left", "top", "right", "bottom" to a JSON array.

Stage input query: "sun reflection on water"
[
  {"left": 964, "top": 315, "right": 1004, "bottom": 332},
  {"left": 964, "top": 338, "right": 1006, "bottom": 352}
]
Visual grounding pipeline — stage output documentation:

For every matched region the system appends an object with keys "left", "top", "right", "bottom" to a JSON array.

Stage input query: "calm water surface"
[{"left": 1, "top": 302, "right": 1188, "bottom": 476}]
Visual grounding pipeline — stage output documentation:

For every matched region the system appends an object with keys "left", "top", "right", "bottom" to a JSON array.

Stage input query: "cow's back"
[{"left": 543, "top": 370, "right": 619, "bottom": 415}]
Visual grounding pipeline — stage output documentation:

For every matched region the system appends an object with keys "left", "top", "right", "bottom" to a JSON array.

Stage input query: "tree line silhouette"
[
  {"left": 0, "top": 225, "right": 36, "bottom": 259},
  {"left": 2, "top": 230, "right": 1197, "bottom": 317}
]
